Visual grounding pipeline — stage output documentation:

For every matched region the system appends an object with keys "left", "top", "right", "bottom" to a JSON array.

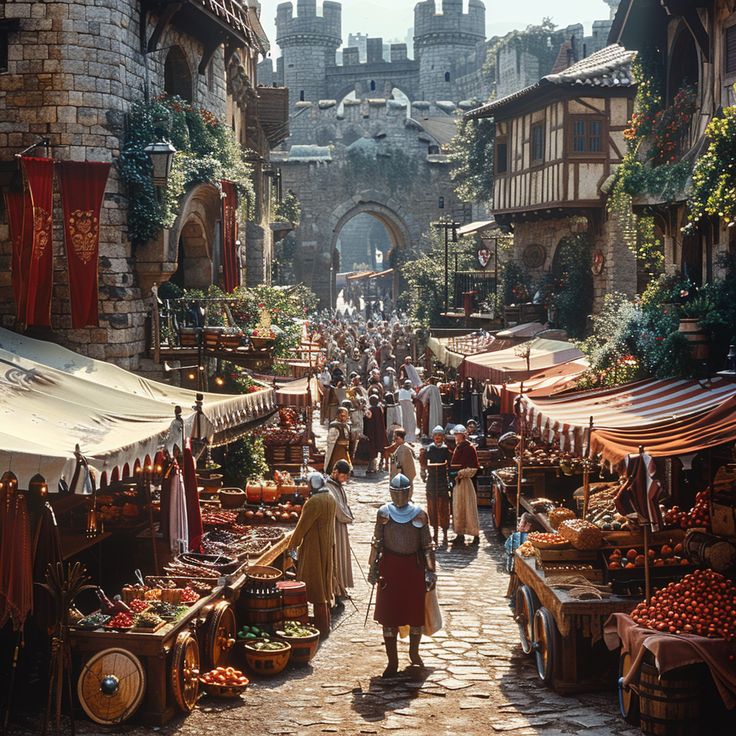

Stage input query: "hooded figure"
[
  {"left": 363, "top": 394, "right": 388, "bottom": 474},
  {"left": 289, "top": 473, "right": 337, "bottom": 637},
  {"left": 368, "top": 474, "right": 437, "bottom": 677},
  {"left": 325, "top": 459, "right": 354, "bottom": 602}
]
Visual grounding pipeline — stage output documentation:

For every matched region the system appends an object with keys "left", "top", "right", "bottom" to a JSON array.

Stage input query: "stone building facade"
[
  {"left": 0, "top": 0, "right": 284, "bottom": 369},
  {"left": 273, "top": 98, "right": 470, "bottom": 306}
]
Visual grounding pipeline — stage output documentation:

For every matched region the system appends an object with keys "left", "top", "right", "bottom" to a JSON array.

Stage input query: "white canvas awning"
[{"left": 0, "top": 329, "right": 275, "bottom": 489}]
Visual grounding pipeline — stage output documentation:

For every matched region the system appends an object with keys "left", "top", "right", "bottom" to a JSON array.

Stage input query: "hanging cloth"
[
  {"left": 0, "top": 488, "right": 34, "bottom": 630},
  {"left": 3, "top": 191, "right": 33, "bottom": 320},
  {"left": 169, "top": 462, "right": 189, "bottom": 556},
  {"left": 182, "top": 440, "right": 203, "bottom": 553},
  {"left": 615, "top": 451, "right": 666, "bottom": 531},
  {"left": 221, "top": 180, "right": 240, "bottom": 293},
  {"left": 32, "top": 502, "right": 63, "bottom": 634}
]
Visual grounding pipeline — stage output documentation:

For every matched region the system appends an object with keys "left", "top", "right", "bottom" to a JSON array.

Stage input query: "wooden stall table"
[
  {"left": 69, "top": 531, "right": 293, "bottom": 726},
  {"left": 512, "top": 552, "right": 638, "bottom": 694}
]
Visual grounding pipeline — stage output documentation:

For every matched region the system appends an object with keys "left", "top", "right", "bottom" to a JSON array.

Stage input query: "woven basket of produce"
[
  {"left": 557, "top": 519, "right": 604, "bottom": 550},
  {"left": 549, "top": 507, "right": 576, "bottom": 530},
  {"left": 527, "top": 532, "right": 571, "bottom": 550}
]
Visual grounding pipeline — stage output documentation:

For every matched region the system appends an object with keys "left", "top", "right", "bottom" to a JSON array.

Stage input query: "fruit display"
[
  {"left": 75, "top": 612, "right": 110, "bottom": 630},
  {"left": 201, "top": 510, "right": 239, "bottom": 528},
  {"left": 630, "top": 569, "right": 736, "bottom": 640},
  {"left": 585, "top": 484, "right": 632, "bottom": 531},
  {"left": 605, "top": 542, "right": 691, "bottom": 570},
  {"left": 128, "top": 599, "right": 150, "bottom": 614},
  {"left": 133, "top": 611, "right": 165, "bottom": 630},
  {"left": 200, "top": 666, "right": 250, "bottom": 697},
  {"left": 664, "top": 490, "right": 711, "bottom": 531},
  {"left": 259, "top": 427, "right": 303, "bottom": 446},
  {"left": 237, "top": 624, "right": 270, "bottom": 641},
  {"left": 105, "top": 612, "right": 135, "bottom": 630},
  {"left": 146, "top": 602, "right": 188, "bottom": 621},
  {"left": 516, "top": 540, "right": 537, "bottom": 557},
  {"left": 549, "top": 507, "right": 576, "bottom": 530},
  {"left": 528, "top": 532, "right": 570, "bottom": 549},
  {"left": 242, "top": 501, "right": 301, "bottom": 523}
]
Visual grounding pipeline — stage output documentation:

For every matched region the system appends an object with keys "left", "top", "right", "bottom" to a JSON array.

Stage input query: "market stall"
[{"left": 461, "top": 338, "right": 585, "bottom": 383}]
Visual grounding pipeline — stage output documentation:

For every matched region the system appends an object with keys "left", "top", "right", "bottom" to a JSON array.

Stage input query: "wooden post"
[
  {"left": 582, "top": 416, "right": 594, "bottom": 519},
  {"left": 152, "top": 285, "right": 161, "bottom": 365},
  {"left": 639, "top": 445, "right": 652, "bottom": 605},
  {"left": 515, "top": 390, "right": 525, "bottom": 523}
]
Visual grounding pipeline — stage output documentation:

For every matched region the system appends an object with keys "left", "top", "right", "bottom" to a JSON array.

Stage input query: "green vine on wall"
[
  {"left": 688, "top": 104, "right": 736, "bottom": 230},
  {"left": 608, "top": 53, "right": 694, "bottom": 274},
  {"left": 119, "top": 95, "right": 255, "bottom": 247},
  {"left": 448, "top": 116, "right": 495, "bottom": 203},
  {"left": 344, "top": 140, "right": 418, "bottom": 194}
]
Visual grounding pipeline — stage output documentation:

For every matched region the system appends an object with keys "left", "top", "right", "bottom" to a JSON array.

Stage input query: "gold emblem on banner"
[
  {"left": 68, "top": 209, "right": 99, "bottom": 264},
  {"left": 32, "top": 206, "right": 52, "bottom": 260}
]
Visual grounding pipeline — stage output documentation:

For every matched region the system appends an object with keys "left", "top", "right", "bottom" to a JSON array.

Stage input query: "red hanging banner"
[
  {"left": 3, "top": 191, "right": 33, "bottom": 322},
  {"left": 221, "top": 180, "right": 240, "bottom": 293},
  {"left": 20, "top": 156, "right": 55, "bottom": 327},
  {"left": 57, "top": 160, "right": 111, "bottom": 328}
]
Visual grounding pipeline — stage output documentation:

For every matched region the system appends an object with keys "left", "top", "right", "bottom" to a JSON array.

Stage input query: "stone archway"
[
  {"left": 325, "top": 198, "right": 411, "bottom": 307},
  {"left": 136, "top": 182, "right": 221, "bottom": 291}
]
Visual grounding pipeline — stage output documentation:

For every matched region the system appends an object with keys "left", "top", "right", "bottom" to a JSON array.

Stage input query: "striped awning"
[{"left": 520, "top": 376, "right": 736, "bottom": 455}]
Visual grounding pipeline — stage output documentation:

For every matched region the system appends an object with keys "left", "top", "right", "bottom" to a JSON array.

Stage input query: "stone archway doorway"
[
  {"left": 170, "top": 215, "right": 214, "bottom": 290},
  {"left": 327, "top": 200, "right": 411, "bottom": 309}
]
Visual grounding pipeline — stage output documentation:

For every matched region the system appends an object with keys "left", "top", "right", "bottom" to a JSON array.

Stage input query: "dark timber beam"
[
  {"left": 660, "top": 0, "right": 711, "bottom": 60},
  {"left": 147, "top": 1, "right": 184, "bottom": 53},
  {"left": 199, "top": 33, "right": 225, "bottom": 75}
]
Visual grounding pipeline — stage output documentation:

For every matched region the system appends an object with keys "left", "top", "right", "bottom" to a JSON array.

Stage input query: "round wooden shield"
[
  {"left": 522, "top": 244, "right": 546, "bottom": 269},
  {"left": 77, "top": 648, "right": 145, "bottom": 725}
]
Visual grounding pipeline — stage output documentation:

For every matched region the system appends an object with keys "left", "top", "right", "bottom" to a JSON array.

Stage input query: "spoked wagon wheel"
[
  {"left": 77, "top": 648, "right": 146, "bottom": 725},
  {"left": 202, "top": 600, "right": 236, "bottom": 670},
  {"left": 514, "top": 584, "right": 539, "bottom": 655},
  {"left": 532, "top": 607, "right": 560, "bottom": 685},
  {"left": 492, "top": 483, "right": 507, "bottom": 530},
  {"left": 170, "top": 631, "right": 201, "bottom": 713},
  {"left": 618, "top": 651, "right": 640, "bottom": 725}
]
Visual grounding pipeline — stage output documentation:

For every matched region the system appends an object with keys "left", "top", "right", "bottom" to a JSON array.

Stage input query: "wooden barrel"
[
  {"left": 678, "top": 319, "right": 710, "bottom": 362},
  {"left": 277, "top": 581, "right": 309, "bottom": 623},
  {"left": 684, "top": 530, "right": 736, "bottom": 572},
  {"left": 246, "top": 482, "right": 264, "bottom": 504},
  {"left": 639, "top": 658, "right": 702, "bottom": 736}
]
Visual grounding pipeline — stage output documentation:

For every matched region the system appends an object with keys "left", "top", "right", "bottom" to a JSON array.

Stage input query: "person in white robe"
[
  {"left": 398, "top": 356, "right": 422, "bottom": 388},
  {"left": 397, "top": 380, "right": 417, "bottom": 440}
]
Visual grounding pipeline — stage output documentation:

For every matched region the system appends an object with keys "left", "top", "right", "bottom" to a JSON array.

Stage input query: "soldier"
[
  {"left": 419, "top": 426, "right": 452, "bottom": 545},
  {"left": 368, "top": 474, "right": 436, "bottom": 677}
]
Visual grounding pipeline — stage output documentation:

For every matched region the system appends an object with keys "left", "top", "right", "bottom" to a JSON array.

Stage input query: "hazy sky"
[{"left": 259, "top": 0, "right": 616, "bottom": 57}]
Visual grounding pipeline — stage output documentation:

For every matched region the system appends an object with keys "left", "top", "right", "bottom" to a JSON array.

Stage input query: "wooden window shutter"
[{"left": 726, "top": 25, "right": 736, "bottom": 75}]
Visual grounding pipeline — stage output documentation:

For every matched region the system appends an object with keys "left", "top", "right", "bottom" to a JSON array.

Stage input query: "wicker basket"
[
  {"left": 549, "top": 507, "right": 577, "bottom": 530},
  {"left": 558, "top": 519, "right": 604, "bottom": 550},
  {"left": 199, "top": 678, "right": 249, "bottom": 698},
  {"left": 242, "top": 640, "right": 291, "bottom": 676}
]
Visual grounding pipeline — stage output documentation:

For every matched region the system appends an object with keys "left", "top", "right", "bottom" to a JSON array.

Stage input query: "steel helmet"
[{"left": 389, "top": 473, "right": 413, "bottom": 508}]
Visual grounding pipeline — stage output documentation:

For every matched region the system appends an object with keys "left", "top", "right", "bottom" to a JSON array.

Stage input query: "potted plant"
[{"left": 678, "top": 292, "right": 714, "bottom": 363}]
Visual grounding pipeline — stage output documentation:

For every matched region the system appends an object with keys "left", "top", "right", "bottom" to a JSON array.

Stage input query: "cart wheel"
[
  {"left": 77, "top": 648, "right": 146, "bottom": 725},
  {"left": 202, "top": 600, "right": 236, "bottom": 670},
  {"left": 618, "top": 650, "right": 640, "bottom": 725},
  {"left": 170, "top": 631, "right": 200, "bottom": 713},
  {"left": 492, "top": 483, "right": 507, "bottom": 529},
  {"left": 514, "top": 585, "right": 539, "bottom": 655},
  {"left": 532, "top": 607, "right": 559, "bottom": 685}
]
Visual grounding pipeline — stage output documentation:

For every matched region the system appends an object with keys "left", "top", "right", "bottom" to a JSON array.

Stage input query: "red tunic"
[{"left": 451, "top": 439, "right": 479, "bottom": 470}]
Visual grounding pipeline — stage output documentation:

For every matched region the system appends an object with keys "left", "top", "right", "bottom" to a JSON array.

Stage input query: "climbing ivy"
[
  {"left": 448, "top": 116, "right": 495, "bottom": 203},
  {"left": 344, "top": 141, "right": 418, "bottom": 194},
  {"left": 119, "top": 95, "right": 255, "bottom": 247},
  {"left": 550, "top": 233, "right": 593, "bottom": 339}
]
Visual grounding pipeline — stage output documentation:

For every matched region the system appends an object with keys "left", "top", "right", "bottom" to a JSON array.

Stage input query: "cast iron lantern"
[{"left": 144, "top": 140, "right": 177, "bottom": 186}]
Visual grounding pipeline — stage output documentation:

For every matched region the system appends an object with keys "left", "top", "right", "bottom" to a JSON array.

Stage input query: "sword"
[
  {"left": 350, "top": 543, "right": 368, "bottom": 584},
  {"left": 364, "top": 582, "right": 375, "bottom": 627}
]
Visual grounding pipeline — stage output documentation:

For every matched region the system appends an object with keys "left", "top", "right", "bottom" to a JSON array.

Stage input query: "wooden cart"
[
  {"left": 69, "top": 533, "right": 292, "bottom": 726},
  {"left": 512, "top": 552, "right": 638, "bottom": 694}
]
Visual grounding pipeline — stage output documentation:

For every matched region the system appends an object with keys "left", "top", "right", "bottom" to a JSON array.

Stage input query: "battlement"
[
  {"left": 276, "top": 0, "right": 342, "bottom": 47},
  {"left": 414, "top": 0, "right": 486, "bottom": 45}
]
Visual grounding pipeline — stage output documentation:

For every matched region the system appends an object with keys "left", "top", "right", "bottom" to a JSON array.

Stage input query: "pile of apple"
[
  {"left": 663, "top": 489, "right": 711, "bottom": 530},
  {"left": 631, "top": 569, "right": 736, "bottom": 640},
  {"left": 606, "top": 542, "right": 690, "bottom": 570}
]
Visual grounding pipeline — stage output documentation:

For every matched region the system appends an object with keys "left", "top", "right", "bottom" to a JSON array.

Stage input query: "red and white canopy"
[{"left": 520, "top": 376, "right": 736, "bottom": 455}]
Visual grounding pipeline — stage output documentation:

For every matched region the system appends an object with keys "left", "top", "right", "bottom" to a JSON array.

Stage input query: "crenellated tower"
[
  {"left": 413, "top": 0, "right": 486, "bottom": 101},
  {"left": 276, "top": 0, "right": 342, "bottom": 108}
]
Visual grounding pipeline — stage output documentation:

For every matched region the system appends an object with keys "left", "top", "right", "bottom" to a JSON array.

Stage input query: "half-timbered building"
[{"left": 466, "top": 45, "right": 638, "bottom": 314}]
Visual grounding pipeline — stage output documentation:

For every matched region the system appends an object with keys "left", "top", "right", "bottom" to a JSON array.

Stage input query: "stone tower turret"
[
  {"left": 413, "top": 0, "right": 486, "bottom": 101},
  {"left": 276, "top": 0, "right": 342, "bottom": 107},
  {"left": 603, "top": 0, "right": 622, "bottom": 21}
]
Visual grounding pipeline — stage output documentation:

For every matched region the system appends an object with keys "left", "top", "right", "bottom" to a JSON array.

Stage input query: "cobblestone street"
[{"left": 91, "top": 465, "right": 640, "bottom": 736}]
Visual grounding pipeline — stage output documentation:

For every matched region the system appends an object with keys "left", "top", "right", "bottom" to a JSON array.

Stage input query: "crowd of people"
[{"left": 287, "top": 314, "right": 488, "bottom": 675}]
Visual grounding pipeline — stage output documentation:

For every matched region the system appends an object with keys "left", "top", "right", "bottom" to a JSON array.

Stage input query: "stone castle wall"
[{"left": 0, "top": 1, "right": 228, "bottom": 369}]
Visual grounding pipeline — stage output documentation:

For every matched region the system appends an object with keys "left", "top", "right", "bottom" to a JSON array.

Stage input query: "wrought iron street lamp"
[
  {"left": 432, "top": 217, "right": 459, "bottom": 314},
  {"left": 144, "top": 140, "right": 177, "bottom": 186}
]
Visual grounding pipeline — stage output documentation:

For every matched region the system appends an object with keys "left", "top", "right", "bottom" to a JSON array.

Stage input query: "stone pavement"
[{"left": 93, "top": 463, "right": 639, "bottom": 736}]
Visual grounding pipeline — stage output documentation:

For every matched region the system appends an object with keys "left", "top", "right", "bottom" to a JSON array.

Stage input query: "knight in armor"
[
  {"left": 368, "top": 474, "right": 437, "bottom": 677},
  {"left": 325, "top": 407, "right": 352, "bottom": 473},
  {"left": 419, "top": 425, "right": 452, "bottom": 545}
]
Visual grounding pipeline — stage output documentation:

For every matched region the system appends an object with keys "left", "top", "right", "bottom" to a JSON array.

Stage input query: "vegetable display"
[
  {"left": 606, "top": 543, "right": 690, "bottom": 570},
  {"left": 200, "top": 666, "right": 249, "bottom": 688}
]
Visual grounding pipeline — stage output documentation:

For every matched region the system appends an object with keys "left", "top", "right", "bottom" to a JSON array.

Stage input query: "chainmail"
[{"left": 375, "top": 517, "right": 432, "bottom": 556}]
